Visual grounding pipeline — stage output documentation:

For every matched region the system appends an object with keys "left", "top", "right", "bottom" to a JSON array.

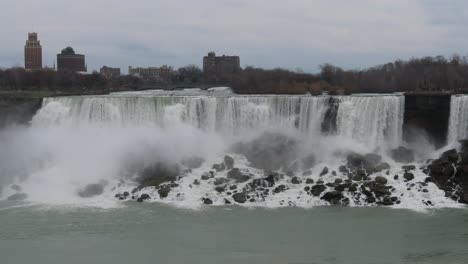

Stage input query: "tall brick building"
[
  {"left": 203, "top": 52, "right": 241, "bottom": 82},
  {"left": 24, "top": 32, "right": 42, "bottom": 70},
  {"left": 57, "top": 47, "right": 86, "bottom": 72}
]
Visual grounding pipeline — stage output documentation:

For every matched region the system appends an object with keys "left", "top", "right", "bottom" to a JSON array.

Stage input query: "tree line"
[{"left": 1, "top": 55, "right": 468, "bottom": 95}]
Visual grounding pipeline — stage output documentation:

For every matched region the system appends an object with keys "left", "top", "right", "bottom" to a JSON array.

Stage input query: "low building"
[
  {"left": 57, "top": 47, "right": 86, "bottom": 72},
  {"left": 203, "top": 52, "right": 241, "bottom": 82},
  {"left": 100, "top": 66, "right": 120, "bottom": 78},
  {"left": 128, "top": 65, "right": 174, "bottom": 79}
]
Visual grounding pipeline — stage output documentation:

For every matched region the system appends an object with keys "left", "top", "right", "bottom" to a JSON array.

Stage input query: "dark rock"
[
  {"left": 375, "top": 163, "right": 391, "bottom": 173},
  {"left": 403, "top": 172, "right": 415, "bottom": 181},
  {"left": 203, "top": 198, "right": 213, "bottom": 205},
  {"left": 138, "top": 162, "right": 179, "bottom": 187},
  {"left": 78, "top": 183, "right": 104, "bottom": 198},
  {"left": 193, "top": 179, "right": 201, "bottom": 185},
  {"left": 229, "top": 185, "right": 237, "bottom": 190},
  {"left": 381, "top": 197, "right": 394, "bottom": 206},
  {"left": 402, "top": 165, "right": 416, "bottom": 171},
  {"left": 305, "top": 178, "right": 314, "bottom": 184},
  {"left": 334, "top": 178, "right": 343, "bottom": 184},
  {"left": 441, "top": 149, "right": 459, "bottom": 163},
  {"left": 375, "top": 176, "right": 388, "bottom": 185},
  {"left": 391, "top": 147, "right": 415, "bottom": 163},
  {"left": 131, "top": 187, "right": 140, "bottom": 194},
  {"left": 347, "top": 153, "right": 365, "bottom": 168},
  {"left": 136, "top": 198, "right": 144, "bottom": 202},
  {"left": 212, "top": 163, "right": 226, "bottom": 172},
  {"left": 232, "top": 192, "right": 247, "bottom": 203},
  {"left": 273, "top": 185, "right": 287, "bottom": 194},
  {"left": 332, "top": 171, "right": 337, "bottom": 176},
  {"left": 320, "top": 167, "right": 329, "bottom": 176},
  {"left": 214, "top": 177, "right": 229, "bottom": 186},
  {"left": 224, "top": 199, "right": 231, "bottom": 204},
  {"left": 227, "top": 168, "right": 250, "bottom": 183},
  {"left": 224, "top": 155, "right": 235, "bottom": 170},
  {"left": 123, "top": 192, "right": 130, "bottom": 197},
  {"left": 339, "top": 165, "right": 349, "bottom": 173},
  {"left": 215, "top": 186, "right": 225, "bottom": 193},
  {"left": 348, "top": 184, "right": 358, "bottom": 192},
  {"left": 201, "top": 172, "right": 213, "bottom": 180},
  {"left": 321, "top": 191, "right": 345, "bottom": 205},
  {"left": 291, "top": 177, "right": 301, "bottom": 184},
  {"left": 310, "top": 184, "right": 327, "bottom": 196},
  {"left": 394, "top": 175, "right": 399, "bottom": 180},
  {"left": 158, "top": 186, "right": 171, "bottom": 198},
  {"left": 140, "top": 193, "right": 151, "bottom": 200},
  {"left": 7, "top": 193, "right": 27, "bottom": 201}
]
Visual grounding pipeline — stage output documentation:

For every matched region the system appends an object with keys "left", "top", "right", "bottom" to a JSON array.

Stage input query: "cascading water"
[
  {"left": 335, "top": 95, "right": 404, "bottom": 150},
  {"left": 448, "top": 95, "right": 468, "bottom": 144},
  {"left": 0, "top": 90, "right": 460, "bottom": 210}
]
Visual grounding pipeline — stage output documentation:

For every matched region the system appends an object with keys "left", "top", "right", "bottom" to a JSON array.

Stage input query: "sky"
[{"left": 1, "top": 0, "right": 468, "bottom": 73}]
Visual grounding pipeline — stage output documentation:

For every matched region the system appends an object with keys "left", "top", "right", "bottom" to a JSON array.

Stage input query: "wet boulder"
[
  {"left": 319, "top": 167, "right": 329, "bottom": 176},
  {"left": 273, "top": 184, "right": 287, "bottom": 194},
  {"left": 310, "top": 184, "right": 327, "bottom": 196},
  {"left": 291, "top": 176, "right": 301, "bottom": 184},
  {"left": 374, "top": 163, "right": 391, "bottom": 173},
  {"left": 227, "top": 168, "right": 250, "bottom": 183},
  {"left": 321, "top": 191, "right": 345, "bottom": 205},
  {"left": 403, "top": 172, "right": 415, "bottom": 181},
  {"left": 402, "top": 165, "right": 416, "bottom": 171},
  {"left": 347, "top": 153, "right": 365, "bottom": 169},
  {"left": 157, "top": 186, "right": 171, "bottom": 198},
  {"left": 224, "top": 155, "right": 235, "bottom": 170},
  {"left": 212, "top": 163, "right": 226, "bottom": 172},
  {"left": 138, "top": 162, "right": 180, "bottom": 187},
  {"left": 441, "top": 149, "right": 459, "bottom": 163},
  {"left": 232, "top": 192, "right": 247, "bottom": 204},
  {"left": 214, "top": 177, "right": 229, "bottom": 186},
  {"left": 375, "top": 176, "right": 388, "bottom": 185},
  {"left": 202, "top": 198, "right": 213, "bottom": 205}
]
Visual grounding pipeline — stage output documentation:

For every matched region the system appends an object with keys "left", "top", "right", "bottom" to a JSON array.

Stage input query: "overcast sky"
[{"left": 1, "top": 0, "right": 468, "bottom": 72}]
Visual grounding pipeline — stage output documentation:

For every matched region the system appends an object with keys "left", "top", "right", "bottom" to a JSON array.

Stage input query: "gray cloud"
[{"left": 1, "top": 0, "right": 467, "bottom": 72}]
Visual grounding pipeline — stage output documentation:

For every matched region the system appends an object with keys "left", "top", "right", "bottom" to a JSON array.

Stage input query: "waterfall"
[
  {"left": 32, "top": 93, "right": 405, "bottom": 148},
  {"left": 448, "top": 95, "right": 468, "bottom": 143},
  {"left": 335, "top": 95, "right": 404, "bottom": 149}
]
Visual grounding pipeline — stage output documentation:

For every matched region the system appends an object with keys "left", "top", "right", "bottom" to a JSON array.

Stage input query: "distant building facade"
[
  {"left": 203, "top": 52, "right": 241, "bottom": 82},
  {"left": 100, "top": 66, "right": 120, "bottom": 78},
  {"left": 57, "top": 47, "right": 86, "bottom": 72},
  {"left": 24, "top": 32, "right": 42, "bottom": 70},
  {"left": 128, "top": 65, "right": 174, "bottom": 79}
]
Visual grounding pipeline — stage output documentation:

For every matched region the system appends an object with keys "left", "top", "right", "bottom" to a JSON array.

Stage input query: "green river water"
[{"left": 0, "top": 201, "right": 467, "bottom": 264}]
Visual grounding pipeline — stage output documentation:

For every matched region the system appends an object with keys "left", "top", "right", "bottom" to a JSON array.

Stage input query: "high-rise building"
[
  {"left": 57, "top": 47, "right": 86, "bottom": 72},
  {"left": 24, "top": 32, "right": 42, "bottom": 70},
  {"left": 203, "top": 52, "right": 241, "bottom": 82}
]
